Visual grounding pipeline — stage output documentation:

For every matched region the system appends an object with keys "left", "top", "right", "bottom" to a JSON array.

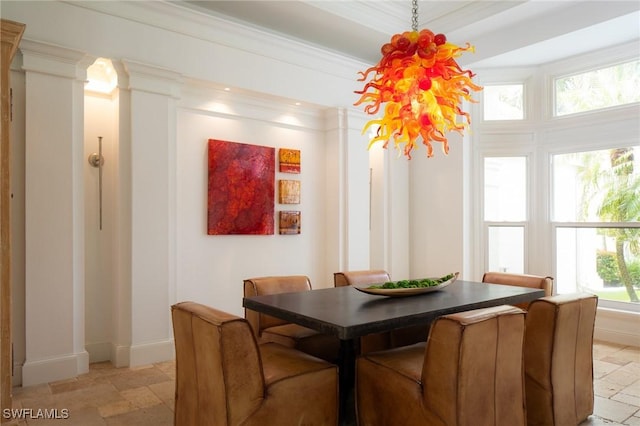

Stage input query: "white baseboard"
[
  {"left": 129, "top": 339, "right": 175, "bottom": 367},
  {"left": 77, "top": 350, "right": 89, "bottom": 375},
  {"left": 594, "top": 308, "right": 640, "bottom": 348},
  {"left": 101, "top": 340, "right": 175, "bottom": 368},
  {"left": 595, "top": 327, "right": 640, "bottom": 347},
  {"left": 22, "top": 350, "right": 89, "bottom": 387},
  {"left": 111, "top": 344, "right": 130, "bottom": 368},
  {"left": 86, "top": 342, "right": 112, "bottom": 363}
]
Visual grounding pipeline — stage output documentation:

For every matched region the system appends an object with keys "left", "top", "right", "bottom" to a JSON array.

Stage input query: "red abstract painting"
[{"left": 207, "top": 139, "right": 275, "bottom": 235}]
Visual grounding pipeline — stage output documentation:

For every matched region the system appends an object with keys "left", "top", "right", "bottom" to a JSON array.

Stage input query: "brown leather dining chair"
[
  {"left": 243, "top": 275, "right": 340, "bottom": 362},
  {"left": 334, "top": 269, "right": 390, "bottom": 287},
  {"left": 356, "top": 304, "right": 527, "bottom": 426},
  {"left": 524, "top": 293, "right": 598, "bottom": 426},
  {"left": 171, "top": 302, "right": 339, "bottom": 426},
  {"left": 482, "top": 271, "right": 554, "bottom": 309},
  {"left": 334, "top": 269, "right": 429, "bottom": 351}
]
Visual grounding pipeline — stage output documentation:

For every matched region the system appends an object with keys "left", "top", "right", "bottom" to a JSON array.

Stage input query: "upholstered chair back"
[
  {"left": 524, "top": 293, "right": 598, "bottom": 425},
  {"left": 422, "top": 305, "right": 527, "bottom": 425},
  {"left": 172, "top": 301, "right": 339, "bottom": 425},
  {"left": 333, "top": 270, "right": 390, "bottom": 287},
  {"left": 172, "top": 302, "right": 263, "bottom": 425},
  {"left": 482, "top": 272, "right": 554, "bottom": 309},
  {"left": 356, "top": 305, "right": 527, "bottom": 426},
  {"left": 243, "top": 275, "right": 312, "bottom": 336},
  {"left": 482, "top": 271, "right": 554, "bottom": 295}
]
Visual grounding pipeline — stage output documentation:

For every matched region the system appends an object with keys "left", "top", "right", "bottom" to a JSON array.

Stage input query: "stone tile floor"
[
  {"left": 5, "top": 340, "right": 639, "bottom": 425},
  {"left": 7, "top": 361, "right": 175, "bottom": 425}
]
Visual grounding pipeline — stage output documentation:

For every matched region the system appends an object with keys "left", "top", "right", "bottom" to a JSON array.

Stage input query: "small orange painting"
[
  {"left": 279, "top": 211, "right": 301, "bottom": 235},
  {"left": 279, "top": 148, "right": 300, "bottom": 173},
  {"left": 278, "top": 179, "right": 300, "bottom": 204}
]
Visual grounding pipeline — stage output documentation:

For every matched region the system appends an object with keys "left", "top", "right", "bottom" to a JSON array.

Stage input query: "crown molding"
[
  {"left": 64, "top": 0, "right": 368, "bottom": 80},
  {"left": 19, "top": 39, "right": 90, "bottom": 80},
  {"left": 122, "top": 59, "right": 183, "bottom": 98}
]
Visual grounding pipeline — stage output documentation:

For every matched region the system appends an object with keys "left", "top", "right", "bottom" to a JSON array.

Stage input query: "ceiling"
[{"left": 172, "top": 1, "right": 640, "bottom": 68}]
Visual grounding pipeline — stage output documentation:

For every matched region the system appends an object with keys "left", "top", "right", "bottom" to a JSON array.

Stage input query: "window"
[
  {"left": 555, "top": 60, "right": 640, "bottom": 116},
  {"left": 552, "top": 147, "right": 640, "bottom": 307},
  {"left": 483, "top": 84, "right": 524, "bottom": 120},
  {"left": 487, "top": 226, "right": 524, "bottom": 273},
  {"left": 484, "top": 157, "right": 527, "bottom": 273},
  {"left": 475, "top": 52, "right": 639, "bottom": 316}
]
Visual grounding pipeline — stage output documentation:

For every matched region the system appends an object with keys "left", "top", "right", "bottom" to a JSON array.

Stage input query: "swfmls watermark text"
[{"left": 3, "top": 408, "right": 70, "bottom": 420}]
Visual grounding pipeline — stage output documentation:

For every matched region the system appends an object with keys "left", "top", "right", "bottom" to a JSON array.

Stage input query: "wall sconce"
[{"left": 88, "top": 136, "right": 104, "bottom": 230}]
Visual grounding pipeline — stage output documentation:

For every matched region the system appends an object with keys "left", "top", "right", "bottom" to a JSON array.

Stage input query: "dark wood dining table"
[{"left": 242, "top": 279, "right": 545, "bottom": 425}]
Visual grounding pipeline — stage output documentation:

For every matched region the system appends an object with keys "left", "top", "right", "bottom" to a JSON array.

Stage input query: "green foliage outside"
[
  {"left": 596, "top": 251, "right": 620, "bottom": 284},
  {"left": 596, "top": 251, "right": 640, "bottom": 287},
  {"left": 577, "top": 147, "right": 640, "bottom": 302}
]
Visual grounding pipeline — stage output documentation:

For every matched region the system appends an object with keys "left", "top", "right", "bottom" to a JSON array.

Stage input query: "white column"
[
  {"left": 122, "top": 60, "right": 180, "bottom": 366},
  {"left": 344, "top": 109, "right": 371, "bottom": 270},
  {"left": 368, "top": 128, "right": 410, "bottom": 279},
  {"left": 323, "top": 108, "right": 371, "bottom": 278},
  {"left": 20, "top": 40, "right": 91, "bottom": 385},
  {"left": 110, "top": 61, "right": 132, "bottom": 367},
  {"left": 387, "top": 147, "right": 410, "bottom": 279}
]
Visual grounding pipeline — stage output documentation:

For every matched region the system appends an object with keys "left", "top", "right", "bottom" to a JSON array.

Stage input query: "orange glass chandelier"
[{"left": 354, "top": 0, "right": 482, "bottom": 159}]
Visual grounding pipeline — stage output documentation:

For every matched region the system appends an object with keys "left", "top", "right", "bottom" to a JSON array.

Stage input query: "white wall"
[
  {"left": 409, "top": 135, "right": 465, "bottom": 280},
  {"left": 175, "top": 82, "right": 334, "bottom": 314}
]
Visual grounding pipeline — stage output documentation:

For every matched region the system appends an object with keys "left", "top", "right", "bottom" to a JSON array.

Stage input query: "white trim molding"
[
  {"left": 594, "top": 308, "right": 640, "bottom": 347},
  {"left": 129, "top": 339, "right": 175, "bottom": 367},
  {"left": 22, "top": 351, "right": 89, "bottom": 387}
]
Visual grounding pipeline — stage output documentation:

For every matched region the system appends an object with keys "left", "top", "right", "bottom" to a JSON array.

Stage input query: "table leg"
[{"left": 338, "top": 338, "right": 357, "bottom": 426}]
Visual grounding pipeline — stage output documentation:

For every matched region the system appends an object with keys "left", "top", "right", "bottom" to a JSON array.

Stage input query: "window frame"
[
  {"left": 545, "top": 40, "right": 640, "bottom": 122},
  {"left": 549, "top": 143, "right": 640, "bottom": 310},
  {"left": 472, "top": 41, "right": 640, "bottom": 314},
  {"left": 552, "top": 59, "right": 640, "bottom": 118},
  {"left": 477, "top": 70, "right": 535, "bottom": 124},
  {"left": 481, "top": 83, "right": 526, "bottom": 122},
  {"left": 483, "top": 222, "right": 529, "bottom": 274},
  {"left": 479, "top": 151, "right": 534, "bottom": 277}
]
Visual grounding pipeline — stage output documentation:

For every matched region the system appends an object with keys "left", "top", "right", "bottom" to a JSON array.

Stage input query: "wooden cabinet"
[{"left": 1, "top": 18, "right": 25, "bottom": 421}]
